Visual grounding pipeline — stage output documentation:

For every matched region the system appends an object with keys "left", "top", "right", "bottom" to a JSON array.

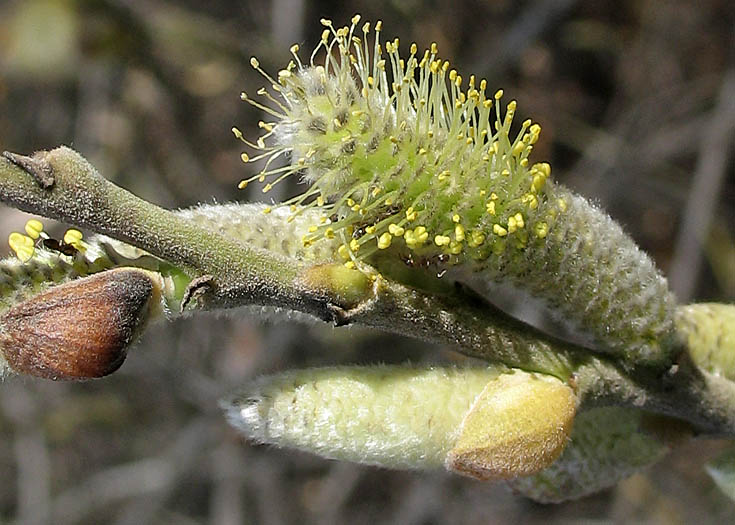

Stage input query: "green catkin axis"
[{"left": 235, "top": 15, "right": 678, "bottom": 366}]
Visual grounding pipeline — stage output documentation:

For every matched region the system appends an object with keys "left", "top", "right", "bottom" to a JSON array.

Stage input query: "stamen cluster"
[{"left": 234, "top": 15, "right": 562, "bottom": 268}]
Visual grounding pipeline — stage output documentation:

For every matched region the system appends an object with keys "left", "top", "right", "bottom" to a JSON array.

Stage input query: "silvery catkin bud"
[
  {"left": 233, "top": 15, "right": 677, "bottom": 365},
  {"left": 224, "top": 366, "right": 576, "bottom": 479}
]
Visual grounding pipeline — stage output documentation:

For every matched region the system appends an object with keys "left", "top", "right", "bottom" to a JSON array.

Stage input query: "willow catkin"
[{"left": 232, "top": 15, "right": 677, "bottom": 365}]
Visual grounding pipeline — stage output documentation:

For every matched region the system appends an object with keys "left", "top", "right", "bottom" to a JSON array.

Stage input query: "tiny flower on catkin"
[
  {"left": 0, "top": 268, "right": 161, "bottom": 380},
  {"left": 235, "top": 15, "right": 678, "bottom": 365},
  {"left": 223, "top": 366, "right": 576, "bottom": 477}
]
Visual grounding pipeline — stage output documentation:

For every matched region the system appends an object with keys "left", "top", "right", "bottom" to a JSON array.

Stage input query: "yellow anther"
[
  {"left": 308, "top": 225, "right": 318, "bottom": 233},
  {"left": 494, "top": 89, "right": 504, "bottom": 100},
  {"left": 325, "top": 228, "right": 335, "bottom": 239},
  {"left": 455, "top": 224, "right": 465, "bottom": 242},
  {"left": 486, "top": 201, "right": 496, "bottom": 215},
  {"left": 362, "top": 22, "right": 370, "bottom": 33},
  {"left": 522, "top": 193, "right": 539, "bottom": 209},
  {"left": 377, "top": 59, "right": 386, "bottom": 70},
  {"left": 351, "top": 14, "right": 361, "bottom": 25},
  {"left": 232, "top": 127, "right": 243, "bottom": 138},
  {"left": 514, "top": 213, "right": 525, "bottom": 229},
  {"left": 338, "top": 245, "right": 350, "bottom": 260},
  {"left": 351, "top": 204, "right": 360, "bottom": 212},
  {"left": 344, "top": 261, "right": 356, "bottom": 269},
  {"left": 508, "top": 216, "right": 518, "bottom": 234},
  {"left": 388, "top": 224, "right": 405, "bottom": 237},
  {"left": 350, "top": 239, "right": 360, "bottom": 252},
  {"left": 371, "top": 187, "right": 382, "bottom": 197},
  {"left": 434, "top": 235, "right": 451, "bottom": 246},
  {"left": 531, "top": 174, "right": 546, "bottom": 192},
  {"left": 240, "top": 153, "right": 250, "bottom": 163},
  {"left": 418, "top": 147, "right": 427, "bottom": 155},
  {"left": 25, "top": 219, "right": 44, "bottom": 239},
  {"left": 263, "top": 207, "right": 272, "bottom": 214},
  {"left": 483, "top": 100, "right": 492, "bottom": 109},
  {"left": 414, "top": 226, "right": 428, "bottom": 242},
  {"left": 449, "top": 240, "right": 463, "bottom": 254},
  {"left": 508, "top": 100, "right": 517, "bottom": 111},
  {"left": 431, "top": 42, "right": 438, "bottom": 54},
  {"left": 347, "top": 198, "right": 356, "bottom": 207},
  {"left": 375, "top": 20, "right": 382, "bottom": 31},
  {"left": 385, "top": 198, "right": 393, "bottom": 206},
  {"left": 404, "top": 229, "right": 415, "bottom": 247},
  {"left": 493, "top": 224, "right": 508, "bottom": 237},
  {"left": 8, "top": 233, "right": 34, "bottom": 262},
  {"left": 365, "top": 225, "right": 376, "bottom": 234},
  {"left": 449, "top": 69, "right": 457, "bottom": 81},
  {"left": 250, "top": 57, "right": 260, "bottom": 68},
  {"left": 535, "top": 222, "right": 549, "bottom": 239},
  {"left": 263, "top": 184, "right": 273, "bottom": 193},
  {"left": 377, "top": 232, "right": 392, "bottom": 249},
  {"left": 63, "top": 229, "right": 83, "bottom": 245},
  {"left": 319, "top": 216, "right": 327, "bottom": 224},
  {"left": 452, "top": 214, "right": 461, "bottom": 223},
  {"left": 238, "top": 180, "right": 248, "bottom": 189},
  {"left": 557, "top": 198, "right": 567, "bottom": 212},
  {"left": 469, "top": 231, "right": 486, "bottom": 247},
  {"left": 316, "top": 196, "right": 325, "bottom": 206},
  {"left": 520, "top": 158, "right": 529, "bottom": 167},
  {"left": 405, "top": 207, "right": 418, "bottom": 221},
  {"left": 367, "top": 76, "right": 375, "bottom": 86},
  {"left": 512, "top": 142, "right": 524, "bottom": 157},
  {"left": 410, "top": 43, "right": 417, "bottom": 54}
]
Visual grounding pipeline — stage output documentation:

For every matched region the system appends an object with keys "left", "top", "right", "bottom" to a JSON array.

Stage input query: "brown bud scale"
[{"left": 0, "top": 269, "right": 153, "bottom": 380}]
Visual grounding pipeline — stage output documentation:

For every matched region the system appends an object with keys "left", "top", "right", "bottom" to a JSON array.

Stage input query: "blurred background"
[{"left": 0, "top": 0, "right": 734, "bottom": 523}]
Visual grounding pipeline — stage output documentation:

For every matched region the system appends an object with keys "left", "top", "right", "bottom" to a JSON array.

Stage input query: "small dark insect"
[{"left": 42, "top": 238, "right": 79, "bottom": 257}]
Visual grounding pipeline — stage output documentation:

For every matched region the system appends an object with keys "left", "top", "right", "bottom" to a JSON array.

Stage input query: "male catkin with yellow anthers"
[{"left": 234, "top": 15, "right": 677, "bottom": 366}]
